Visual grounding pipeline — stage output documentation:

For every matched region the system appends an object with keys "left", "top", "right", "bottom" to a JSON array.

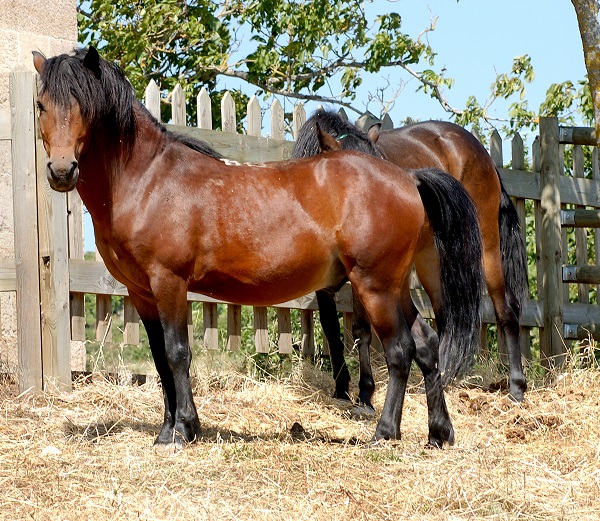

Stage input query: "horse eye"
[{"left": 36, "top": 101, "right": 45, "bottom": 113}]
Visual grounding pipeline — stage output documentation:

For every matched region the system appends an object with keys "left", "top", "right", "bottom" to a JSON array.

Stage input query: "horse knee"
[{"left": 385, "top": 341, "right": 414, "bottom": 377}]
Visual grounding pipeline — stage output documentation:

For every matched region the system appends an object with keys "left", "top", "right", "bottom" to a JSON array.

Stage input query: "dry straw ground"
[{"left": 1, "top": 352, "right": 600, "bottom": 521}]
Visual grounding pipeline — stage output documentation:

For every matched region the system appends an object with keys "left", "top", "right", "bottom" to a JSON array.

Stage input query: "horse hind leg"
[
  {"left": 484, "top": 246, "right": 527, "bottom": 402},
  {"left": 352, "top": 285, "right": 415, "bottom": 441},
  {"left": 351, "top": 289, "right": 376, "bottom": 409},
  {"left": 315, "top": 289, "right": 351, "bottom": 400},
  {"left": 406, "top": 313, "right": 454, "bottom": 446}
]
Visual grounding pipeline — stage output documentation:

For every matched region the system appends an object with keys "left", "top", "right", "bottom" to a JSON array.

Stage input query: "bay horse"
[
  {"left": 33, "top": 47, "right": 483, "bottom": 449},
  {"left": 293, "top": 109, "right": 528, "bottom": 406}
]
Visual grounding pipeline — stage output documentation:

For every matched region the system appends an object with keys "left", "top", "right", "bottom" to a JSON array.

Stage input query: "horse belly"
[{"left": 188, "top": 244, "right": 345, "bottom": 307}]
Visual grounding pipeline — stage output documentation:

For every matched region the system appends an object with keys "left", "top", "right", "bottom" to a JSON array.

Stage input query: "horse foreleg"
[
  {"left": 127, "top": 291, "right": 179, "bottom": 446},
  {"left": 316, "top": 289, "right": 351, "bottom": 400},
  {"left": 351, "top": 290, "right": 375, "bottom": 409},
  {"left": 146, "top": 276, "right": 201, "bottom": 448}
]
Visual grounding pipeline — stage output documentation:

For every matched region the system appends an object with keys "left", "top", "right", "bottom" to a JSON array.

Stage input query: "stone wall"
[{"left": 0, "top": 0, "right": 77, "bottom": 373}]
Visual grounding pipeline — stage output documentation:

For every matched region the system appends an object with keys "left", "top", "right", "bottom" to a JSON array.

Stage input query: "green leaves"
[{"left": 77, "top": 0, "right": 446, "bottom": 121}]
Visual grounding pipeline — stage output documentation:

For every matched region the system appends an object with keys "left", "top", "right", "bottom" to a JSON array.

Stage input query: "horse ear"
[
  {"left": 315, "top": 123, "right": 342, "bottom": 152},
  {"left": 32, "top": 51, "right": 46, "bottom": 75},
  {"left": 367, "top": 123, "right": 381, "bottom": 144},
  {"left": 83, "top": 46, "right": 102, "bottom": 79}
]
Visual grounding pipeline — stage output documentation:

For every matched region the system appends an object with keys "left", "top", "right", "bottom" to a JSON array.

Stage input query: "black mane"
[
  {"left": 292, "top": 109, "right": 382, "bottom": 159},
  {"left": 38, "top": 47, "right": 222, "bottom": 160}
]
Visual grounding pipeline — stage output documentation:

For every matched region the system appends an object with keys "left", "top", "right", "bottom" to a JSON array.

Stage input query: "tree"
[
  {"left": 77, "top": 0, "right": 450, "bottom": 127},
  {"left": 572, "top": 0, "right": 600, "bottom": 143},
  {"left": 78, "top": 1, "right": 593, "bottom": 136}
]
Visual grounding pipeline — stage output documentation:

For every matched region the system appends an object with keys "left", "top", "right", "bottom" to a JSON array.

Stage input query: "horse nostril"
[{"left": 69, "top": 161, "right": 78, "bottom": 175}]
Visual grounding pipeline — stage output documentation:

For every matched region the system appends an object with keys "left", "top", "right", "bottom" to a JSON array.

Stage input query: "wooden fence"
[{"left": 2, "top": 69, "right": 600, "bottom": 392}]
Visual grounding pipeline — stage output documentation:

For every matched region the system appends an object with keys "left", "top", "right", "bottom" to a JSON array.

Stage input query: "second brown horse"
[{"left": 294, "top": 109, "right": 528, "bottom": 406}]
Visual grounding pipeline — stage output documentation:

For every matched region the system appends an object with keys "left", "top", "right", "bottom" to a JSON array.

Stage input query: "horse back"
[{"left": 376, "top": 121, "right": 500, "bottom": 196}]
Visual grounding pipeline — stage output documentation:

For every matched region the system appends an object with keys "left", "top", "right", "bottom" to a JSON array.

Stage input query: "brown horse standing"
[
  {"left": 294, "top": 109, "right": 528, "bottom": 406},
  {"left": 33, "top": 47, "right": 483, "bottom": 450}
]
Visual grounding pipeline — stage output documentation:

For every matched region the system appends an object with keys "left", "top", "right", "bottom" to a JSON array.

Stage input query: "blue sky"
[{"left": 82, "top": 0, "right": 589, "bottom": 251}]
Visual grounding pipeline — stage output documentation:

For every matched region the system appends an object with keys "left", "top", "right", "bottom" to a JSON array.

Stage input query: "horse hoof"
[
  {"left": 153, "top": 441, "right": 183, "bottom": 457},
  {"left": 351, "top": 404, "right": 376, "bottom": 420},
  {"left": 508, "top": 387, "right": 526, "bottom": 403}
]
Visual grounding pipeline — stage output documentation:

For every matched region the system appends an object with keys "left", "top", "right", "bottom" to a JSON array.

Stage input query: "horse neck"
[{"left": 76, "top": 103, "right": 164, "bottom": 227}]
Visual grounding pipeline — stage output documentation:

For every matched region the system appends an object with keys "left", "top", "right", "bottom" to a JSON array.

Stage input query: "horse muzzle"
[{"left": 46, "top": 160, "right": 79, "bottom": 192}]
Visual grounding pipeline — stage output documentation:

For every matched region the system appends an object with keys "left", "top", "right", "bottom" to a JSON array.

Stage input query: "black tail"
[
  {"left": 414, "top": 168, "right": 484, "bottom": 382},
  {"left": 498, "top": 174, "right": 529, "bottom": 314}
]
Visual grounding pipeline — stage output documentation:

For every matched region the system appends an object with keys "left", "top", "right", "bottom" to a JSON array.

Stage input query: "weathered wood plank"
[
  {"left": 489, "top": 129, "right": 507, "bottom": 362},
  {"left": 203, "top": 302, "right": 219, "bottom": 350},
  {"left": 171, "top": 84, "right": 186, "bottom": 126},
  {"left": 512, "top": 132, "right": 532, "bottom": 359},
  {"left": 563, "top": 265, "right": 600, "bottom": 284},
  {"left": 573, "top": 145, "right": 589, "bottom": 304},
  {"left": 144, "top": 80, "right": 161, "bottom": 121},
  {"left": 96, "top": 294, "right": 112, "bottom": 346},
  {"left": 123, "top": 298, "right": 140, "bottom": 345},
  {"left": 0, "top": 258, "right": 16, "bottom": 291},
  {"left": 165, "top": 124, "right": 294, "bottom": 163},
  {"left": 247, "top": 96, "right": 261, "bottom": 137},
  {"left": 10, "top": 69, "right": 43, "bottom": 392},
  {"left": 276, "top": 308, "right": 293, "bottom": 354},
  {"left": 197, "top": 88, "right": 212, "bottom": 130},
  {"left": 301, "top": 309, "right": 314, "bottom": 356},
  {"left": 0, "top": 107, "right": 10, "bottom": 140},
  {"left": 226, "top": 305, "right": 242, "bottom": 351},
  {"left": 539, "top": 117, "right": 565, "bottom": 367},
  {"left": 562, "top": 209, "right": 600, "bottom": 228},
  {"left": 254, "top": 306, "right": 269, "bottom": 353},
  {"left": 498, "top": 167, "right": 600, "bottom": 207},
  {"left": 559, "top": 126, "right": 596, "bottom": 146},
  {"left": 221, "top": 91, "right": 236, "bottom": 134},
  {"left": 67, "top": 190, "right": 86, "bottom": 345},
  {"left": 270, "top": 99, "right": 284, "bottom": 140},
  {"left": 292, "top": 103, "right": 306, "bottom": 140}
]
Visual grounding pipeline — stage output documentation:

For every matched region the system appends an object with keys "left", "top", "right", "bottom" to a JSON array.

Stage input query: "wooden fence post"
[
  {"left": 171, "top": 84, "right": 186, "bottom": 126},
  {"left": 539, "top": 117, "right": 565, "bottom": 367},
  {"left": 67, "top": 190, "right": 86, "bottom": 373},
  {"left": 145, "top": 80, "right": 161, "bottom": 121},
  {"left": 277, "top": 308, "right": 293, "bottom": 354},
  {"left": 197, "top": 88, "right": 212, "bottom": 130},
  {"left": 511, "top": 133, "right": 532, "bottom": 360},
  {"left": 270, "top": 99, "right": 284, "bottom": 140},
  {"left": 10, "top": 69, "right": 43, "bottom": 392}
]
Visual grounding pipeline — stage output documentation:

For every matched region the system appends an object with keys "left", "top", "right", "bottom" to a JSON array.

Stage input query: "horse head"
[{"left": 32, "top": 48, "right": 101, "bottom": 192}]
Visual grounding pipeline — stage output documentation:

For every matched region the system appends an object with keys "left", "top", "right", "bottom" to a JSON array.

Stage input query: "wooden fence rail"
[{"left": 3, "top": 71, "right": 600, "bottom": 391}]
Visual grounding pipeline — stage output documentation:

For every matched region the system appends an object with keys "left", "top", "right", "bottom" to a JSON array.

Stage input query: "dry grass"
[{"left": 1, "top": 352, "right": 600, "bottom": 521}]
